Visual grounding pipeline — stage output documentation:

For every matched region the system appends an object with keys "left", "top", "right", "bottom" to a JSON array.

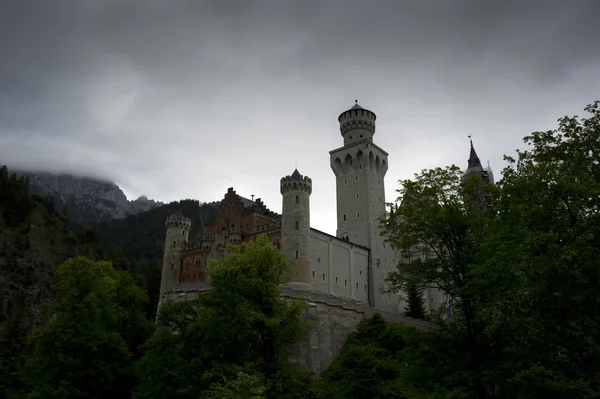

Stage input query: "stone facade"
[{"left": 156, "top": 102, "right": 487, "bottom": 371}]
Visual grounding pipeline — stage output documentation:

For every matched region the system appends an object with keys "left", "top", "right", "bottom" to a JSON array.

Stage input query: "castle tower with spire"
[
  {"left": 464, "top": 138, "right": 494, "bottom": 209},
  {"left": 280, "top": 169, "right": 312, "bottom": 287}
]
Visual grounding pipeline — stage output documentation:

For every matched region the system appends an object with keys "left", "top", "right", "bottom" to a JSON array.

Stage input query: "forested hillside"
[{"left": 0, "top": 165, "right": 82, "bottom": 396}]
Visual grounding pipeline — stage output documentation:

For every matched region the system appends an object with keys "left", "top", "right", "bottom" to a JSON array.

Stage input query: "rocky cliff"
[{"left": 15, "top": 171, "right": 163, "bottom": 225}]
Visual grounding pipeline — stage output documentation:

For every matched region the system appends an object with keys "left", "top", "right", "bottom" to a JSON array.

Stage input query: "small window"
[
  {"left": 360, "top": 270, "right": 362, "bottom": 275},
  {"left": 357, "top": 212, "right": 360, "bottom": 219},
  {"left": 295, "top": 250, "right": 299, "bottom": 259},
  {"left": 173, "top": 241, "right": 176, "bottom": 248},
  {"left": 345, "top": 279, "right": 348, "bottom": 286},
  {"left": 295, "top": 221, "right": 299, "bottom": 230},
  {"left": 349, "top": 136, "right": 353, "bottom": 139},
  {"left": 322, "top": 273, "right": 326, "bottom": 281},
  {"left": 295, "top": 195, "right": 299, "bottom": 204},
  {"left": 355, "top": 175, "right": 358, "bottom": 181},
  {"left": 356, "top": 282, "right": 359, "bottom": 289},
  {"left": 182, "top": 231, "right": 185, "bottom": 236},
  {"left": 360, "top": 135, "right": 363, "bottom": 138},
  {"left": 317, "top": 258, "right": 321, "bottom": 263},
  {"left": 170, "top": 264, "right": 174, "bottom": 271},
  {"left": 356, "top": 193, "right": 359, "bottom": 199},
  {"left": 364, "top": 284, "right": 367, "bottom": 291},
  {"left": 336, "top": 277, "right": 338, "bottom": 283},
  {"left": 276, "top": 242, "right": 280, "bottom": 249},
  {"left": 372, "top": 204, "right": 375, "bottom": 210},
  {"left": 344, "top": 178, "right": 347, "bottom": 185},
  {"left": 312, "top": 270, "right": 315, "bottom": 278},
  {"left": 376, "top": 258, "right": 381, "bottom": 268},
  {"left": 371, "top": 185, "right": 374, "bottom": 192},
  {"left": 343, "top": 214, "right": 347, "bottom": 222}
]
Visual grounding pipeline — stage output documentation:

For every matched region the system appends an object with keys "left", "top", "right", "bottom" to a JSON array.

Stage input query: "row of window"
[
  {"left": 311, "top": 270, "right": 367, "bottom": 291},
  {"left": 343, "top": 177, "right": 382, "bottom": 185}
]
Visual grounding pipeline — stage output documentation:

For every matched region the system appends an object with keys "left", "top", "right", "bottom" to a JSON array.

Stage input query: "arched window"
[{"left": 376, "top": 258, "right": 381, "bottom": 268}]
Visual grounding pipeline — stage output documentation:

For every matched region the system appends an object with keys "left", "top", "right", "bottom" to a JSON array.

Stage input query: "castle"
[{"left": 157, "top": 102, "right": 492, "bottom": 371}]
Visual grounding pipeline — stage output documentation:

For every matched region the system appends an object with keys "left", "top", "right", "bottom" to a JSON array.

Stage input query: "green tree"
[
  {"left": 403, "top": 281, "right": 426, "bottom": 320},
  {"left": 379, "top": 165, "right": 497, "bottom": 398},
  {"left": 478, "top": 101, "right": 600, "bottom": 397},
  {"left": 135, "top": 235, "right": 313, "bottom": 399},
  {"left": 20, "top": 257, "right": 153, "bottom": 399}
]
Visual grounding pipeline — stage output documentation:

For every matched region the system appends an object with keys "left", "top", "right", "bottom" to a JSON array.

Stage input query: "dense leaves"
[
  {"left": 377, "top": 101, "right": 600, "bottom": 398},
  {"left": 20, "top": 257, "right": 153, "bottom": 399},
  {"left": 135, "top": 235, "right": 313, "bottom": 399}
]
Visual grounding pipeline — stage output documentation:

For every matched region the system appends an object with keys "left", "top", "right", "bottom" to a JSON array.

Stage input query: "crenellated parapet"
[
  {"left": 338, "top": 102, "right": 376, "bottom": 136},
  {"left": 165, "top": 212, "right": 191, "bottom": 230},
  {"left": 280, "top": 169, "right": 313, "bottom": 195}
]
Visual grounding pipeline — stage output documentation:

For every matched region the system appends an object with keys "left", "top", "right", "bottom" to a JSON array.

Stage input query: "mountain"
[{"left": 14, "top": 171, "right": 163, "bottom": 225}]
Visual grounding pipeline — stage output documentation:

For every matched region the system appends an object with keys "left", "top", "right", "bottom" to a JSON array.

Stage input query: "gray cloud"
[{"left": 1, "top": 0, "right": 599, "bottom": 232}]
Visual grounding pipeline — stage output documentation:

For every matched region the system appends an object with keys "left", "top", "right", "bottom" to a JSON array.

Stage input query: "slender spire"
[{"left": 467, "top": 136, "right": 482, "bottom": 170}]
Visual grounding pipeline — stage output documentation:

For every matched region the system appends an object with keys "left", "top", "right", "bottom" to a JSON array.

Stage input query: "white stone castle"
[{"left": 157, "top": 102, "right": 492, "bottom": 371}]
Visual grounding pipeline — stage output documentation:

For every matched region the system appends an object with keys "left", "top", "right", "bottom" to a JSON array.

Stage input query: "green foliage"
[
  {"left": 315, "top": 313, "right": 470, "bottom": 399},
  {"left": 475, "top": 101, "right": 600, "bottom": 397},
  {"left": 379, "top": 165, "right": 496, "bottom": 396},
  {"left": 20, "top": 257, "right": 153, "bottom": 399},
  {"left": 403, "top": 281, "right": 426, "bottom": 320},
  {"left": 0, "top": 165, "right": 31, "bottom": 227},
  {"left": 135, "top": 235, "right": 313, "bottom": 399}
]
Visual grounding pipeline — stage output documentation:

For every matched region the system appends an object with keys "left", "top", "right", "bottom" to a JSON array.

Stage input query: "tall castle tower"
[
  {"left": 330, "top": 101, "right": 388, "bottom": 249},
  {"left": 158, "top": 212, "right": 191, "bottom": 309},
  {"left": 280, "top": 169, "right": 312, "bottom": 287},
  {"left": 330, "top": 101, "right": 396, "bottom": 310}
]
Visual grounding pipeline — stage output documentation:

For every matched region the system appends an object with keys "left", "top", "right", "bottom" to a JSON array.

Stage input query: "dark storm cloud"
[{"left": 0, "top": 0, "right": 599, "bottom": 231}]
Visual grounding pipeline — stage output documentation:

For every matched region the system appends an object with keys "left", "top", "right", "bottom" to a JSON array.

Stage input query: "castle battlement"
[
  {"left": 280, "top": 169, "right": 312, "bottom": 194},
  {"left": 165, "top": 212, "right": 191, "bottom": 230}
]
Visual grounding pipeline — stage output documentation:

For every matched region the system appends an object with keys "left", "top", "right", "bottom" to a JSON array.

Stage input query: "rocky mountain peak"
[{"left": 14, "top": 170, "right": 163, "bottom": 225}]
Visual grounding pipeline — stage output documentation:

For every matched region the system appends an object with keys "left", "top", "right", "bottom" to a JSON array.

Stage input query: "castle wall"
[
  {"left": 282, "top": 287, "right": 429, "bottom": 373},
  {"left": 308, "top": 228, "right": 369, "bottom": 304}
]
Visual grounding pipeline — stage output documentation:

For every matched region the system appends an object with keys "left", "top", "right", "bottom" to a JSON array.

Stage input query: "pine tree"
[{"left": 404, "top": 281, "right": 426, "bottom": 320}]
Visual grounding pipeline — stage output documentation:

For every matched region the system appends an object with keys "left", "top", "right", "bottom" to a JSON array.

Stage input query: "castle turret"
[
  {"left": 338, "top": 100, "right": 377, "bottom": 146},
  {"left": 280, "top": 169, "right": 312, "bottom": 286},
  {"left": 158, "top": 212, "right": 191, "bottom": 311},
  {"left": 463, "top": 139, "right": 494, "bottom": 209}
]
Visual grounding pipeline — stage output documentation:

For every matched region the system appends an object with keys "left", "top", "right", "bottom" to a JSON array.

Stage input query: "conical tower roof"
[{"left": 468, "top": 140, "right": 482, "bottom": 170}]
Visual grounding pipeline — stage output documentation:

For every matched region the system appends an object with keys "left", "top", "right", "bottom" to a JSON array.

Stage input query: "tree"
[
  {"left": 403, "top": 281, "right": 426, "bottom": 320},
  {"left": 379, "top": 165, "right": 497, "bottom": 398},
  {"left": 478, "top": 101, "right": 600, "bottom": 397},
  {"left": 20, "top": 257, "right": 153, "bottom": 399},
  {"left": 135, "top": 235, "right": 313, "bottom": 399}
]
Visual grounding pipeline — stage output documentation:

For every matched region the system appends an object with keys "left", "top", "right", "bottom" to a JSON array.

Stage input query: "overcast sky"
[{"left": 1, "top": 1, "right": 599, "bottom": 233}]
